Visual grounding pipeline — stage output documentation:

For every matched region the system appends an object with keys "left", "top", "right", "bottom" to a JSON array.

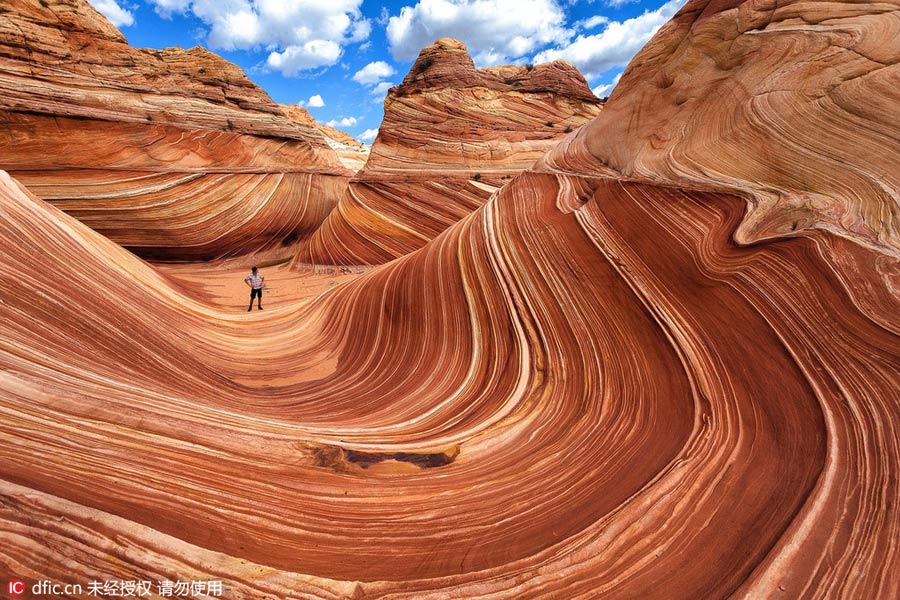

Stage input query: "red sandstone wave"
[
  {"left": 280, "top": 104, "right": 371, "bottom": 173},
  {"left": 294, "top": 38, "right": 604, "bottom": 266},
  {"left": 0, "top": 0, "right": 351, "bottom": 260},
  {"left": 1, "top": 0, "right": 899, "bottom": 598}
]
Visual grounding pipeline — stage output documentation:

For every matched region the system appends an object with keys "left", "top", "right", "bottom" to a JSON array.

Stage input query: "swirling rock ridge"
[
  {"left": 280, "top": 104, "right": 371, "bottom": 173},
  {"left": 0, "top": 0, "right": 352, "bottom": 260},
  {"left": 294, "top": 37, "right": 604, "bottom": 266},
  {"left": 0, "top": 0, "right": 899, "bottom": 598}
]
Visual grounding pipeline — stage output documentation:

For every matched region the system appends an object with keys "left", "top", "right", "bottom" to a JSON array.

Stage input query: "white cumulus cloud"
[
  {"left": 386, "top": 0, "right": 570, "bottom": 64},
  {"left": 145, "top": 0, "right": 371, "bottom": 75},
  {"left": 370, "top": 81, "right": 394, "bottom": 95},
  {"left": 326, "top": 116, "right": 359, "bottom": 128},
  {"left": 358, "top": 128, "right": 379, "bottom": 142},
  {"left": 591, "top": 71, "right": 622, "bottom": 97},
  {"left": 577, "top": 15, "right": 609, "bottom": 30},
  {"left": 349, "top": 19, "right": 372, "bottom": 42},
  {"left": 299, "top": 94, "right": 326, "bottom": 108},
  {"left": 352, "top": 61, "right": 397, "bottom": 85},
  {"left": 266, "top": 41, "right": 343, "bottom": 77},
  {"left": 592, "top": 82, "right": 612, "bottom": 97},
  {"left": 369, "top": 81, "right": 395, "bottom": 103},
  {"left": 534, "top": 0, "right": 687, "bottom": 79},
  {"left": 147, "top": 0, "right": 190, "bottom": 18},
  {"left": 89, "top": 0, "right": 135, "bottom": 27}
]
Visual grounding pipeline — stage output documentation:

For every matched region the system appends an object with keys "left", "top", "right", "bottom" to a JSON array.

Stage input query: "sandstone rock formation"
[
  {"left": 0, "top": 0, "right": 351, "bottom": 261},
  {"left": 294, "top": 38, "right": 604, "bottom": 266},
  {"left": 554, "top": 0, "right": 900, "bottom": 257},
  {"left": 1, "top": 0, "right": 899, "bottom": 598},
  {"left": 280, "top": 104, "right": 371, "bottom": 172}
]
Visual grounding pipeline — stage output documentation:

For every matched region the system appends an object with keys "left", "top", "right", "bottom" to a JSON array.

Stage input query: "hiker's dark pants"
[{"left": 250, "top": 288, "right": 262, "bottom": 307}]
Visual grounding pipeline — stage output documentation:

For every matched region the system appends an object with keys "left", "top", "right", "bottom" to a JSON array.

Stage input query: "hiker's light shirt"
[{"left": 245, "top": 273, "right": 263, "bottom": 289}]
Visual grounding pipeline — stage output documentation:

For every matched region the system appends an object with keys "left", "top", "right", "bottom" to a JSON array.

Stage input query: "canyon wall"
[
  {"left": 0, "top": 0, "right": 898, "bottom": 598},
  {"left": 0, "top": 0, "right": 351, "bottom": 261},
  {"left": 294, "top": 38, "right": 604, "bottom": 266},
  {"left": 280, "top": 104, "right": 370, "bottom": 173}
]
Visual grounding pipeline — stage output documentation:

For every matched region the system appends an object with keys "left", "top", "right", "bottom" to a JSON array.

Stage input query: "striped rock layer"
[
  {"left": 1, "top": 0, "right": 899, "bottom": 599},
  {"left": 294, "top": 38, "right": 604, "bottom": 266},
  {"left": 280, "top": 104, "right": 371, "bottom": 173},
  {"left": 0, "top": 0, "right": 351, "bottom": 261}
]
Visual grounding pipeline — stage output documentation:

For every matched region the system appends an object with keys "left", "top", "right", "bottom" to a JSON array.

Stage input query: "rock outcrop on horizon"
[
  {"left": 294, "top": 38, "right": 603, "bottom": 266},
  {"left": 280, "top": 104, "right": 371, "bottom": 172},
  {"left": 554, "top": 0, "right": 900, "bottom": 257},
  {"left": 0, "top": 0, "right": 351, "bottom": 261},
  {"left": 1, "top": 0, "right": 899, "bottom": 598}
]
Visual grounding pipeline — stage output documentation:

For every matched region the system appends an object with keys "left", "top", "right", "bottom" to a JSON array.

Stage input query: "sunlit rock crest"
[
  {"left": 0, "top": 0, "right": 352, "bottom": 260},
  {"left": 280, "top": 104, "right": 371, "bottom": 173},
  {"left": 0, "top": 0, "right": 898, "bottom": 598},
  {"left": 294, "top": 37, "right": 604, "bottom": 266}
]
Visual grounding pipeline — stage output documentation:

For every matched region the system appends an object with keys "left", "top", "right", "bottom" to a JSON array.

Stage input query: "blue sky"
[{"left": 88, "top": 0, "right": 686, "bottom": 142}]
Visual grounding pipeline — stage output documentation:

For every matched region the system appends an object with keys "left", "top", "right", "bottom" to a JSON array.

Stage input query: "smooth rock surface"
[
  {"left": 294, "top": 38, "right": 604, "bottom": 266},
  {"left": 1, "top": 0, "right": 899, "bottom": 598},
  {"left": 280, "top": 104, "right": 371, "bottom": 173},
  {"left": 0, "top": 0, "right": 351, "bottom": 261}
]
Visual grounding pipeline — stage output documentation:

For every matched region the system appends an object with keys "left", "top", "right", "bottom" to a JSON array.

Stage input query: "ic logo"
[{"left": 7, "top": 580, "right": 25, "bottom": 596}]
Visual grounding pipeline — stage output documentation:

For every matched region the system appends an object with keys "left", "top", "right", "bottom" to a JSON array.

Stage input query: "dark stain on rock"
[
  {"left": 345, "top": 448, "right": 458, "bottom": 469},
  {"left": 312, "top": 444, "right": 459, "bottom": 472}
]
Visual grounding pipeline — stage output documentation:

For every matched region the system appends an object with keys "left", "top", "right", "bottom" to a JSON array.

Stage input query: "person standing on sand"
[{"left": 244, "top": 266, "right": 264, "bottom": 311}]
